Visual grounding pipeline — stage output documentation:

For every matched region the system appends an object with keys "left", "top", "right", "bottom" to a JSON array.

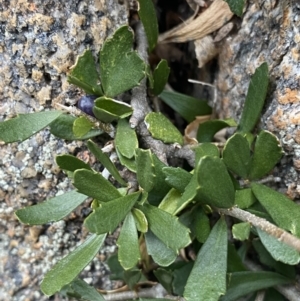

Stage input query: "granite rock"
[
  {"left": 0, "top": 1, "right": 129, "bottom": 300},
  {"left": 216, "top": 0, "right": 300, "bottom": 198}
]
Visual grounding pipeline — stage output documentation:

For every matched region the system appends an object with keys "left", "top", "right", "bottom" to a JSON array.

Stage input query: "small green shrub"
[{"left": 1, "top": 1, "right": 299, "bottom": 300}]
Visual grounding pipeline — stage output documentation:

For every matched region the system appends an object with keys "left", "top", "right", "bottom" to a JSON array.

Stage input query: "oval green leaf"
[
  {"left": 145, "top": 112, "right": 183, "bottom": 145},
  {"left": 115, "top": 119, "right": 138, "bottom": 159},
  {"left": 152, "top": 59, "right": 170, "bottom": 95},
  {"left": 135, "top": 148, "right": 155, "bottom": 192},
  {"left": 40, "top": 233, "right": 106, "bottom": 296},
  {"left": 194, "top": 143, "right": 220, "bottom": 162},
  {"left": 162, "top": 167, "right": 192, "bottom": 193},
  {"left": 159, "top": 90, "right": 212, "bottom": 123},
  {"left": 132, "top": 208, "right": 148, "bottom": 233},
  {"left": 232, "top": 222, "right": 251, "bottom": 241},
  {"left": 117, "top": 212, "right": 141, "bottom": 270},
  {"left": 0, "top": 111, "right": 62, "bottom": 143},
  {"left": 249, "top": 130, "right": 283, "bottom": 180},
  {"left": 223, "top": 133, "right": 251, "bottom": 178},
  {"left": 84, "top": 192, "right": 141, "bottom": 234},
  {"left": 100, "top": 26, "right": 145, "bottom": 97},
  {"left": 73, "top": 169, "right": 121, "bottom": 202},
  {"left": 234, "top": 188, "right": 257, "bottom": 209},
  {"left": 15, "top": 190, "right": 88, "bottom": 225},
  {"left": 137, "top": 0, "right": 158, "bottom": 52},
  {"left": 257, "top": 228, "right": 300, "bottom": 265},
  {"left": 252, "top": 183, "right": 300, "bottom": 237},
  {"left": 197, "top": 156, "right": 235, "bottom": 208},
  {"left": 145, "top": 230, "right": 177, "bottom": 267},
  {"left": 49, "top": 114, "right": 103, "bottom": 140},
  {"left": 93, "top": 97, "right": 133, "bottom": 123},
  {"left": 56, "top": 154, "right": 92, "bottom": 172},
  {"left": 68, "top": 49, "right": 103, "bottom": 96},
  {"left": 140, "top": 204, "right": 191, "bottom": 252},
  {"left": 237, "top": 62, "right": 269, "bottom": 134},
  {"left": 73, "top": 116, "right": 93, "bottom": 138},
  {"left": 184, "top": 218, "right": 228, "bottom": 301}
]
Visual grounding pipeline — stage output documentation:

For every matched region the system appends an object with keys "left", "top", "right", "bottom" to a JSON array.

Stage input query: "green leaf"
[
  {"left": 50, "top": 114, "right": 103, "bottom": 140},
  {"left": 117, "top": 212, "right": 140, "bottom": 270},
  {"left": 68, "top": 50, "right": 103, "bottom": 95},
  {"left": 87, "top": 140, "right": 127, "bottom": 186},
  {"left": 257, "top": 228, "right": 300, "bottom": 265},
  {"left": 234, "top": 188, "right": 257, "bottom": 209},
  {"left": 153, "top": 268, "right": 173, "bottom": 294},
  {"left": 252, "top": 240, "right": 296, "bottom": 279},
  {"left": 84, "top": 192, "right": 141, "bottom": 234},
  {"left": 56, "top": 154, "right": 92, "bottom": 172},
  {"left": 40, "top": 234, "right": 106, "bottom": 296},
  {"left": 227, "top": 243, "right": 247, "bottom": 273},
  {"left": 72, "top": 116, "right": 93, "bottom": 138},
  {"left": 106, "top": 254, "right": 125, "bottom": 281},
  {"left": 115, "top": 119, "right": 138, "bottom": 159},
  {"left": 137, "top": 0, "right": 158, "bottom": 52},
  {"left": 222, "top": 133, "right": 251, "bottom": 178},
  {"left": 237, "top": 63, "right": 269, "bottom": 134},
  {"left": 124, "top": 269, "right": 144, "bottom": 290},
  {"left": 73, "top": 169, "right": 121, "bottom": 202},
  {"left": 147, "top": 154, "right": 172, "bottom": 206},
  {"left": 146, "top": 64, "right": 154, "bottom": 89},
  {"left": 197, "top": 119, "right": 237, "bottom": 143},
  {"left": 184, "top": 218, "right": 228, "bottom": 301},
  {"left": 0, "top": 111, "right": 62, "bottom": 143},
  {"left": 116, "top": 147, "right": 137, "bottom": 172},
  {"left": 162, "top": 167, "right": 192, "bottom": 193},
  {"left": 159, "top": 90, "right": 212, "bottom": 123},
  {"left": 135, "top": 148, "right": 155, "bottom": 192},
  {"left": 100, "top": 25, "right": 145, "bottom": 97},
  {"left": 175, "top": 173, "right": 200, "bottom": 215},
  {"left": 172, "top": 262, "right": 194, "bottom": 296},
  {"left": 249, "top": 131, "right": 283, "bottom": 180},
  {"left": 252, "top": 183, "right": 300, "bottom": 237},
  {"left": 158, "top": 188, "right": 182, "bottom": 215},
  {"left": 15, "top": 190, "right": 87, "bottom": 225},
  {"left": 232, "top": 222, "right": 251, "bottom": 241},
  {"left": 220, "top": 271, "right": 291, "bottom": 301},
  {"left": 152, "top": 60, "right": 170, "bottom": 95},
  {"left": 224, "top": 0, "right": 245, "bottom": 17},
  {"left": 145, "top": 230, "right": 177, "bottom": 266},
  {"left": 197, "top": 156, "right": 235, "bottom": 208},
  {"left": 145, "top": 112, "right": 183, "bottom": 145},
  {"left": 93, "top": 97, "right": 133, "bottom": 123},
  {"left": 132, "top": 208, "right": 148, "bottom": 233},
  {"left": 140, "top": 204, "right": 191, "bottom": 252},
  {"left": 179, "top": 205, "right": 210, "bottom": 243},
  {"left": 194, "top": 143, "right": 220, "bottom": 162},
  {"left": 66, "top": 278, "right": 105, "bottom": 301}
]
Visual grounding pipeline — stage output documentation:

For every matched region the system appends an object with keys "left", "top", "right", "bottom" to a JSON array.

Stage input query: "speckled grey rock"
[
  {"left": 0, "top": 1, "right": 128, "bottom": 300},
  {"left": 215, "top": 0, "right": 300, "bottom": 198}
]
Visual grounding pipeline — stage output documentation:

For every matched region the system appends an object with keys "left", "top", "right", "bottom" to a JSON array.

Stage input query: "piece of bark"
[{"left": 215, "top": 0, "right": 300, "bottom": 198}]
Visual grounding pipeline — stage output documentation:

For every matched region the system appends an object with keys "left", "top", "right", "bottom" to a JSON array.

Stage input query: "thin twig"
[{"left": 218, "top": 207, "right": 300, "bottom": 252}]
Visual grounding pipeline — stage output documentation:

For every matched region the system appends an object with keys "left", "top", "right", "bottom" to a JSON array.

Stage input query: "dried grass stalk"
[{"left": 158, "top": 0, "right": 233, "bottom": 43}]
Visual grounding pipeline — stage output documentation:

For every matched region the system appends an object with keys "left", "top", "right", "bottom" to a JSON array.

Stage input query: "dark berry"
[{"left": 77, "top": 95, "right": 97, "bottom": 117}]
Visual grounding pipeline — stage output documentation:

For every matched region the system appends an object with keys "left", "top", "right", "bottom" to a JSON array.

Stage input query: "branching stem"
[{"left": 218, "top": 206, "right": 300, "bottom": 252}]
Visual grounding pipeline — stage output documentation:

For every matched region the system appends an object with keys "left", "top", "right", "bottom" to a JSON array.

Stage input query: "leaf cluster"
[{"left": 0, "top": 2, "right": 299, "bottom": 301}]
